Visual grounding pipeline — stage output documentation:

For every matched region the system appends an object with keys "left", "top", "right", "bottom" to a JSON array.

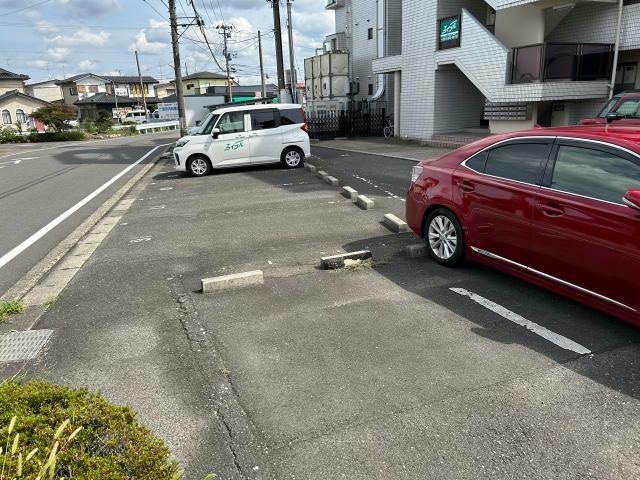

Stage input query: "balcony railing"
[
  {"left": 511, "top": 42, "right": 613, "bottom": 84},
  {"left": 325, "top": 0, "right": 344, "bottom": 9}
]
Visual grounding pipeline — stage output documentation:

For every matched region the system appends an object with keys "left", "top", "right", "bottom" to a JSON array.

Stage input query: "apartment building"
[
  {"left": 57, "top": 74, "right": 159, "bottom": 105},
  {"left": 328, "top": 0, "right": 640, "bottom": 139}
]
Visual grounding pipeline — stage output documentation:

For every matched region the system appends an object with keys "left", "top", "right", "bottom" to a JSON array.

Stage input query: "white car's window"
[
  {"left": 217, "top": 112, "right": 245, "bottom": 134},
  {"left": 551, "top": 145, "right": 640, "bottom": 204},
  {"left": 250, "top": 110, "right": 277, "bottom": 130}
]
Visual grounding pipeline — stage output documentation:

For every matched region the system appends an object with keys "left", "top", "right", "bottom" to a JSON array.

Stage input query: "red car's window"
[
  {"left": 551, "top": 145, "right": 640, "bottom": 204},
  {"left": 615, "top": 100, "right": 640, "bottom": 118},
  {"left": 484, "top": 143, "right": 550, "bottom": 184}
]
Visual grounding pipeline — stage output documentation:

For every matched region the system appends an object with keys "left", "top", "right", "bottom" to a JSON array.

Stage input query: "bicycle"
[{"left": 383, "top": 118, "right": 394, "bottom": 139}]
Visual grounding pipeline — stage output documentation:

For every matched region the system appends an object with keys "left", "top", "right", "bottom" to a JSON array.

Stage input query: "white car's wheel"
[
  {"left": 187, "top": 156, "right": 211, "bottom": 177},
  {"left": 281, "top": 147, "right": 304, "bottom": 169}
]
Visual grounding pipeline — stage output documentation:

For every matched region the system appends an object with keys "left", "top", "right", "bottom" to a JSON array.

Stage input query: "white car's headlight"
[{"left": 176, "top": 139, "right": 190, "bottom": 148}]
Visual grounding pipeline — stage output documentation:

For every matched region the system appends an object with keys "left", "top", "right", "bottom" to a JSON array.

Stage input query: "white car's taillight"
[{"left": 410, "top": 165, "right": 423, "bottom": 183}]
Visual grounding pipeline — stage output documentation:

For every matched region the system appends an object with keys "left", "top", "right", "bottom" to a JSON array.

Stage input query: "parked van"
[
  {"left": 123, "top": 110, "right": 148, "bottom": 124},
  {"left": 173, "top": 104, "right": 310, "bottom": 176}
]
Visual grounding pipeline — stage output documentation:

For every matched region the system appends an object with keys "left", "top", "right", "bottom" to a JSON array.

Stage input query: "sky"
[{"left": 0, "top": 0, "right": 334, "bottom": 86}]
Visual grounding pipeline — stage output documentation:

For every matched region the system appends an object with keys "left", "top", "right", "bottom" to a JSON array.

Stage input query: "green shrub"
[
  {"left": 80, "top": 121, "right": 98, "bottom": 134},
  {"left": 0, "top": 381, "right": 182, "bottom": 479},
  {"left": 0, "top": 300, "right": 24, "bottom": 323},
  {"left": 27, "top": 131, "right": 85, "bottom": 143},
  {"left": 0, "top": 128, "right": 26, "bottom": 144}
]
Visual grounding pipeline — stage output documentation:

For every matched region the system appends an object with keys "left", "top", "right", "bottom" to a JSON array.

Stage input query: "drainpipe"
[
  {"left": 609, "top": 0, "right": 624, "bottom": 99},
  {"left": 371, "top": 0, "right": 385, "bottom": 101}
]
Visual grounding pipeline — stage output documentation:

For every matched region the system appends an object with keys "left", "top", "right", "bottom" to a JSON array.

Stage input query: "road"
[{"left": 0, "top": 133, "right": 177, "bottom": 297}]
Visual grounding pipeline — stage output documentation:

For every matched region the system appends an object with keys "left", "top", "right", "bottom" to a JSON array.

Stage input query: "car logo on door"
[{"left": 224, "top": 140, "right": 245, "bottom": 151}]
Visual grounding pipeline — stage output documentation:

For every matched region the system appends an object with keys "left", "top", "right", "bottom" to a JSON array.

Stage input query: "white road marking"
[
  {"left": 352, "top": 174, "right": 405, "bottom": 202},
  {"left": 130, "top": 236, "right": 152, "bottom": 244},
  {"left": 0, "top": 144, "right": 170, "bottom": 271},
  {"left": 150, "top": 205, "right": 166, "bottom": 210},
  {"left": 450, "top": 287, "right": 592, "bottom": 355},
  {"left": 159, "top": 187, "right": 173, "bottom": 191},
  {"left": 0, "top": 157, "right": 38, "bottom": 166}
]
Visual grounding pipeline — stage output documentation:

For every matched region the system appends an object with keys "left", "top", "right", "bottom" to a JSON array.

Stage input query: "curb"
[{"left": 312, "top": 144, "right": 429, "bottom": 163}]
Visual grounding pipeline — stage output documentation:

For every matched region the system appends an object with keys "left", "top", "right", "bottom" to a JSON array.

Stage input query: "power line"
[
  {"left": 186, "top": 0, "right": 225, "bottom": 72},
  {"left": 0, "top": 0, "right": 53, "bottom": 17}
]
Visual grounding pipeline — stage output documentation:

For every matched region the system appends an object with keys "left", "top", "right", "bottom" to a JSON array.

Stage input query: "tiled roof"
[
  {"left": 74, "top": 93, "right": 138, "bottom": 105},
  {"left": 182, "top": 71, "right": 227, "bottom": 81},
  {"left": 0, "top": 90, "right": 50, "bottom": 105},
  {"left": 102, "top": 75, "right": 159, "bottom": 84},
  {"left": 0, "top": 68, "right": 30, "bottom": 81}
]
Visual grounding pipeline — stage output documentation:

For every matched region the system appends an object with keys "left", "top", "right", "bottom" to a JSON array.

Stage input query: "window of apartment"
[
  {"left": 187, "top": 84, "right": 194, "bottom": 90},
  {"left": 368, "top": 84, "right": 374, "bottom": 95},
  {"left": 69, "top": 87, "right": 77, "bottom": 96},
  {"left": 15, "top": 109, "right": 26, "bottom": 123},
  {"left": 367, "top": 27, "right": 373, "bottom": 40},
  {"left": 1, "top": 109, "right": 11, "bottom": 125}
]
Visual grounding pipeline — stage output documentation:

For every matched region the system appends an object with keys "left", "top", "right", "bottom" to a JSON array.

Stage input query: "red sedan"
[{"left": 406, "top": 125, "right": 640, "bottom": 327}]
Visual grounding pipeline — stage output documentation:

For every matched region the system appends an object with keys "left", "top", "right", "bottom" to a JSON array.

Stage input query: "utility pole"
[
  {"left": 258, "top": 30, "right": 266, "bottom": 99},
  {"left": 268, "top": 0, "right": 287, "bottom": 101},
  {"left": 286, "top": 0, "right": 297, "bottom": 102},
  {"left": 609, "top": 0, "right": 624, "bottom": 99},
  {"left": 135, "top": 50, "right": 149, "bottom": 123},
  {"left": 112, "top": 81, "right": 119, "bottom": 124},
  {"left": 169, "top": 0, "right": 187, "bottom": 136},
  {"left": 218, "top": 24, "right": 234, "bottom": 103}
]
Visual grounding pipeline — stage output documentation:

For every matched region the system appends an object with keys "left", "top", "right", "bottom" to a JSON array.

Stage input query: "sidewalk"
[{"left": 312, "top": 136, "right": 452, "bottom": 162}]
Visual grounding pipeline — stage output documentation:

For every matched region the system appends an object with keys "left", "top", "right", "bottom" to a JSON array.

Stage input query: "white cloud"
[
  {"left": 55, "top": 0, "right": 120, "bottom": 16},
  {"left": 47, "top": 47, "right": 71, "bottom": 62},
  {"left": 48, "top": 29, "right": 110, "bottom": 47},
  {"left": 129, "top": 19, "right": 170, "bottom": 54},
  {"left": 78, "top": 59, "right": 97, "bottom": 70}
]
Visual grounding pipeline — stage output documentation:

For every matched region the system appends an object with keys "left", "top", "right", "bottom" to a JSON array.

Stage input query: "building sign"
[
  {"left": 157, "top": 102, "right": 179, "bottom": 120},
  {"left": 438, "top": 15, "right": 461, "bottom": 50},
  {"left": 114, "top": 87, "right": 129, "bottom": 97}
]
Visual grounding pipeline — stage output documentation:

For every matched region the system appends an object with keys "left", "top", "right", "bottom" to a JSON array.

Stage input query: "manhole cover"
[{"left": 0, "top": 330, "right": 53, "bottom": 363}]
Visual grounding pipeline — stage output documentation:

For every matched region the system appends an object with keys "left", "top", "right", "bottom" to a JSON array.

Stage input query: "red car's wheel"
[{"left": 425, "top": 208, "right": 465, "bottom": 267}]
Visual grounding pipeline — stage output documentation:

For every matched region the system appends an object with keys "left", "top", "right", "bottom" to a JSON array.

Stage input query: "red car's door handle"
[
  {"left": 456, "top": 180, "right": 475, "bottom": 192},
  {"left": 536, "top": 203, "right": 565, "bottom": 217}
]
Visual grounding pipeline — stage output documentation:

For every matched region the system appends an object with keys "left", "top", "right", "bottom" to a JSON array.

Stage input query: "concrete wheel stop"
[{"left": 320, "top": 250, "right": 373, "bottom": 270}]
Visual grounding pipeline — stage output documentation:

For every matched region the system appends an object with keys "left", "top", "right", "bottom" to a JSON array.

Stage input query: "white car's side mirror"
[{"left": 212, "top": 128, "right": 221, "bottom": 139}]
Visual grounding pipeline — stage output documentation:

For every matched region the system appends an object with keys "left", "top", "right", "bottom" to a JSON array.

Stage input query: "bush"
[
  {"left": 80, "top": 121, "right": 98, "bottom": 134},
  {"left": 0, "top": 128, "right": 26, "bottom": 144},
  {"left": 0, "top": 381, "right": 182, "bottom": 479},
  {"left": 30, "top": 105, "right": 77, "bottom": 131},
  {"left": 27, "top": 131, "right": 85, "bottom": 142}
]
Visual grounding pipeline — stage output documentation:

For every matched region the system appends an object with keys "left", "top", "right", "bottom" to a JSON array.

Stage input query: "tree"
[
  {"left": 95, "top": 110, "right": 113, "bottom": 133},
  {"left": 30, "top": 104, "right": 77, "bottom": 131}
]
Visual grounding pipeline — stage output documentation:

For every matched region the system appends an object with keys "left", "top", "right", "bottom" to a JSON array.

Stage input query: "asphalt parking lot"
[{"left": 18, "top": 149, "right": 640, "bottom": 479}]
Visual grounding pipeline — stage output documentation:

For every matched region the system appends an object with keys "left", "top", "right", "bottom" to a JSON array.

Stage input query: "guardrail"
[{"left": 135, "top": 120, "right": 180, "bottom": 134}]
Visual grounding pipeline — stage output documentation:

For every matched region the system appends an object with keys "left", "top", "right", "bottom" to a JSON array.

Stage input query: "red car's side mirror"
[{"left": 623, "top": 189, "right": 640, "bottom": 211}]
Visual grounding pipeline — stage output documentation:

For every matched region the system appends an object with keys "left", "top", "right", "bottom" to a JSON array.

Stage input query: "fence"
[{"left": 306, "top": 110, "right": 387, "bottom": 140}]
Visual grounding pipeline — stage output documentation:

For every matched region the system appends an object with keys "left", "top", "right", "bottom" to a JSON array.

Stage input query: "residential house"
[
  {"left": 155, "top": 81, "right": 176, "bottom": 99},
  {"left": 57, "top": 74, "right": 158, "bottom": 106},
  {"left": 0, "top": 68, "right": 29, "bottom": 95},
  {"left": 56, "top": 74, "right": 109, "bottom": 105},
  {"left": 25, "top": 79, "right": 63, "bottom": 102},
  {"left": 74, "top": 92, "right": 138, "bottom": 122},
  {"left": 0, "top": 90, "right": 49, "bottom": 132},
  {"left": 178, "top": 71, "right": 236, "bottom": 96},
  {"left": 320, "top": 0, "right": 640, "bottom": 139},
  {"left": 103, "top": 75, "right": 159, "bottom": 99}
]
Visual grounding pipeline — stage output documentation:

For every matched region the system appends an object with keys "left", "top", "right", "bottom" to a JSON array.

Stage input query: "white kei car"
[{"left": 173, "top": 104, "right": 311, "bottom": 176}]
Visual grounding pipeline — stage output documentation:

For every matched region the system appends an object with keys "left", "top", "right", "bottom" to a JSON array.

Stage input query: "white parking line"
[
  {"left": 450, "top": 287, "right": 592, "bottom": 355},
  {"left": 0, "top": 144, "right": 170, "bottom": 270},
  {"left": 351, "top": 174, "right": 405, "bottom": 202}
]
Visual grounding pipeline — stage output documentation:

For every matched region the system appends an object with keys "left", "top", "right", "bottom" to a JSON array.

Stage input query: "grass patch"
[
  {"left": 342, "top": 259, "right": 377, "bottom": 270},
  {"left": 0, "top": 300, "right": 24, "bottom": 323},
  {"left": 0, "top": 380, "right": 183, "bottom": 478}
]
